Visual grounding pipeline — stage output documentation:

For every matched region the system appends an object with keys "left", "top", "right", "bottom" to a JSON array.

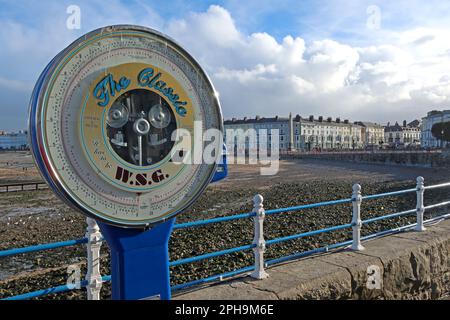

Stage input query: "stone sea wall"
[{"left": 284, "top": 151, "right": 450, "bottom": 168}]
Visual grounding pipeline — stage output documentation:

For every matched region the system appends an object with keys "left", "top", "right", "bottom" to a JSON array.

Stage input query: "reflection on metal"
[
  {"left": 149, "top": 104, "right": 171, "bottom": 129},
  {"left": 107, "top": 103, "right": 129, "bottom": 128}
]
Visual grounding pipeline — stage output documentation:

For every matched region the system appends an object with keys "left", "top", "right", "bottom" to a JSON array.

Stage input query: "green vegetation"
[{"left": 431, "top": 121, "right": 450, "bottom": 143}]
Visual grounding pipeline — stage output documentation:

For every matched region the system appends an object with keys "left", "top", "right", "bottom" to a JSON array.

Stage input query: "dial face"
[{"left": 29, "top": 25, "right": 223, "bottom": 227}]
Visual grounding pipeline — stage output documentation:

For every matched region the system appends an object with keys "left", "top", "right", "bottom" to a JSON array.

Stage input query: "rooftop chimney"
[
  {"left": 336, "top": 118, "right": 340, "bottom": 123},
  {"left": 344, "top": 119, "right": 349, "bottom": 124},
  {"left": 318, "top": 116, "right": 323, "bottom": 122},
  {"left": 403, "top": 120, "right": 407, "bottom": 127},
  {"left": 327, "top": 117, "right": 332, "bottom": 122},
  {"left": 309, "top": 115, "right": 314, "bottom": 121}
]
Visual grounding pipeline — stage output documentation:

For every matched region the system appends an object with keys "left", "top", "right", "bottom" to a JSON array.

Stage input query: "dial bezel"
[{"left": 28, "top": 25, "right": 223, "bottom": 228}]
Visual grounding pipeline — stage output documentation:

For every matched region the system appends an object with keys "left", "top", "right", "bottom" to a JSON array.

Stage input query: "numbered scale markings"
[{"left": 29, "top": 25, "right": 223, "bottom": 227}]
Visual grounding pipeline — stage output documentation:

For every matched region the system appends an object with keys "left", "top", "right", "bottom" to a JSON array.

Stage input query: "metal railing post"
[
  {"left": 85, "top": 217, "right": 103, "bottom": 300},
  {"left": 250, "top": 194, "right": 269, "bottom": 279},
  {"left": 351, "top": 184, "right": 365, "bottom": 251},
  {"left": 415, "top": 176, "right": 426, "bottom": 231}
]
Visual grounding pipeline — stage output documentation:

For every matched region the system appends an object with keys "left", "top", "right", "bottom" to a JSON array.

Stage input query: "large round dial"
[{"left": 29, "top": 25, "right": 223, "bottom": 227}]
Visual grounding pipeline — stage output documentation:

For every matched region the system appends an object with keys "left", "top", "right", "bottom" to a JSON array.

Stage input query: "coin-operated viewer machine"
[{"left": 28, "top": 25, "right": 227, "bottom": 300}]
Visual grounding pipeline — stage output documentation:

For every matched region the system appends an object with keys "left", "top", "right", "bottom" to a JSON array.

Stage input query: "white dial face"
[{"left": 30, "top": 26, "right": 222, "bottom": 227}]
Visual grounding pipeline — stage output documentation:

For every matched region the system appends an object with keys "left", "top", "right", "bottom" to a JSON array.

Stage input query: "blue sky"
[{"left": 1, "top": 0, "right": 450, "bottom": 130}]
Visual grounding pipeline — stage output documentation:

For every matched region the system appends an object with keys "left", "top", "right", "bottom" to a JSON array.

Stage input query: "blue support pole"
[{"left": 98, "top": 218, "right": 175, "bottom": 300}]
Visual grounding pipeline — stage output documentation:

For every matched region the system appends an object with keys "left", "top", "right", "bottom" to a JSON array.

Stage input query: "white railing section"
[
  {"left": 415, "top": 177, "right": 426, "bottom": 232},
  {"left": 250, "top": 194, "right": 269, "bottom": 280},
  {"left": 85, "top": 217, "right": 103, "bottom": 300},
  {"left": 351, "top": 184, "right": 365, "bottom": 251}
]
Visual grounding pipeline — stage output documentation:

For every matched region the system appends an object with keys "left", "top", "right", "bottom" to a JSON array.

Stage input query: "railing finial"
[{"left": 253, "top": 194, "right": 264, "bottom": 207}]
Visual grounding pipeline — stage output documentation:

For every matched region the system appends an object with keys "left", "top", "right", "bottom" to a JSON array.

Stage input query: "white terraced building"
[
  {"left": 421, "top": 110, "right": 450, "bottom": 148},
  {"left": 224, "top": 114, "right": 368, "bottom": 152},
  {"left": 223, "top": 115, "right": 293, "bottom": 153},
  {"left": 298, "top": 115, "right": 364, "bottom": 150},
  {"left": 354, "top": 122, "right": 385, "bottom": 147},
  {"left": 384, "top": 120, "right": 421, "bottom": 147}
]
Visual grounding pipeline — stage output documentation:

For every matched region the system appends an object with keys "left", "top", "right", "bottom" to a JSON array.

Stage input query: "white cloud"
[
  {"left": 163, "top": 5, "right": 450, "bottom": 123},
  {"left": 2, "top": 3, "right": 450, "bottom": 130}
]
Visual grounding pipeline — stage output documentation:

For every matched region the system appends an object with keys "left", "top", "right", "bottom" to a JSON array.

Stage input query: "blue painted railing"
[
  {"left": 1, "top": 178, "right": 450, "bottom": 300},
  {"left": 0, "top": 238, "right": 88, "bottom": 258}
]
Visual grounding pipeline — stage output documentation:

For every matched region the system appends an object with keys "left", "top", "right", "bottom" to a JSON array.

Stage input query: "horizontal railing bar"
[
  {"left": 424, "top": 201, "right": 450, "bottom": 210},
  {"left": 265, "top": 198, "right": 352, "bottom": 215},
  {"left": 2, "top": 275, "right": 113, "bottom": 300},
  {"left": 424, "top": 182, "right": 450, "bottom": 190},
  {"left": 173, "top": 212, "right": 255, "bottom": 230},
  {"left": 171, "top": 266, "right": 255, "bottom": 291},
  {"left": 362, "top": 209, "right": 416, "bottom": 224},
  {"left": 0, "top": 238, "right": 88, "bottom": 258},
  {"left": 425, "top": 213, "right": 450, "bottom": 223},
  {"left": 1, "top": 280, "right": 89, "bottom": 300},
  {"left": 360, "top": 212, "right": 450, "bottom": 239},
  {"left": 362, "top": 188, "right": 417, "bottom": 200},
  {"left": 169, "top": 243, "right": 256, "bottom": 267},
  {"left": 265, "top": 239, "right": 353, "bottom": 266},
  {"left": 362, "top": 226, "right": 411, "bottom": 240},
  {"left": 266, "top": 223, "right": 352, "bottom": 246}
]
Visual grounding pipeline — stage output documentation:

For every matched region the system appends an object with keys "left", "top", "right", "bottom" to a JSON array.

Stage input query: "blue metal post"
[{"left": 98, "top": 218, "right": 175, "bottom": 300}]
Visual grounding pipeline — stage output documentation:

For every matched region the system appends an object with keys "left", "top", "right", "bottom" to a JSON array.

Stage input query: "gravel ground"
[
  {"left": 0, "top": 152, "right": 449, "bottom": 300},
  {"left": 0, "top": 151, "right": 40, "bottom": 184}
]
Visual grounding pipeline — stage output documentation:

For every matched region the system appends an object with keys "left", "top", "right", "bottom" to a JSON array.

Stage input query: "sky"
[{"left": 1, "top": 0, "right": 450, "bottom": 130}]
